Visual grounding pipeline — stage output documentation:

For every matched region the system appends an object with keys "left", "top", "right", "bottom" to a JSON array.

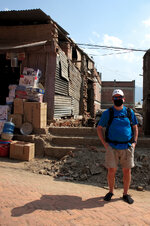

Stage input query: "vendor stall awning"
[{"left": 0, "top": 41, "right": 48, "bottom": 50}]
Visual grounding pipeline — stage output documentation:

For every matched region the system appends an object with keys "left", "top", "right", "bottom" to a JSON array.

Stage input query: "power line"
[
  {"left": 89, "top": 50, "right": 133, "bottom": 57},
  {"left": 77, "top": 43, "right": 147, "bottom": 52}
]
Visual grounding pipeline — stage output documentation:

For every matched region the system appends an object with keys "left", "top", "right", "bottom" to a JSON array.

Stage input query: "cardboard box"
[
  {"left": 24, "top": 102, "right": 47, "bottom": 128},
  {"left": 14, "top": 98, "right": 26, "bottom": 114},
  {"left": 8, "top": 114, "right": 22, "bottom": 128},
  {"left": 10, "top": 141, "right": 35, "bottom": 161}
]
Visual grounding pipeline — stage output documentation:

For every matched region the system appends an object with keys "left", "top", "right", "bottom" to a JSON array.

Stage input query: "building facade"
[
  {"left": 101, "top": 80, "right": 135, "bottom": 109},
  {"left": 143, "top": 50, "right": 150, "bottom": 135},
  {"left": 0, "top": 9, "right": 101, "bottom": 122}
]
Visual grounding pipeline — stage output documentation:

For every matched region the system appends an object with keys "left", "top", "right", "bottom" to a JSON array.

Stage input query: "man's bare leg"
[
  {"left": 122, "top": 168, "right": 131, "bottom": 195},
  {"left": 104, "top": 168, "right": 116, "bottom": 201},
  {"left": 122, "top": 168, "right": 134, "bottom": 204},
  {"left": 108, "top": 168, "right": 117, "bottom": 193}
]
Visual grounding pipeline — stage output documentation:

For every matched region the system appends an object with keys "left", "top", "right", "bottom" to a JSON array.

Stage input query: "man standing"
[{"left": 97, "top": 89, "right": 138, "bottom": 204}]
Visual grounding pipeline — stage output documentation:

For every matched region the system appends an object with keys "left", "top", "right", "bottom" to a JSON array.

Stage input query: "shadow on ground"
[{"left": 11, "top": 194, "right": 121, "bottom": 217}]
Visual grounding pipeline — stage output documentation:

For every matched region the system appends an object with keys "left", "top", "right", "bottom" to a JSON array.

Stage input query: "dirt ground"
[{"left": 1, "top": 146, "right": 150, "bottom": 191}]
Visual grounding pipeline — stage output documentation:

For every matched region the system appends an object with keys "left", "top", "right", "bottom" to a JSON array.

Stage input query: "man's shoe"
[
  {"left": 123, "top": 194, "right": 134, "bottom": 204},
  {"left": 104, "top": 192, "right": 114, "bottom": 201}
]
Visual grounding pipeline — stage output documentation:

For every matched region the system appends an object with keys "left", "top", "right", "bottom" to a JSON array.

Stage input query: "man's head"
[{"left": 112, "top": 89, "right": 125, "bottom": 107}]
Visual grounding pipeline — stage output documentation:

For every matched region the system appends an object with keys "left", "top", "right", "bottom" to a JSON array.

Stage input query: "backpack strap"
[
  {"left": 107, "top": 107, "right": 114, "bottom": 127},
  {"left": 127, "top": 107, "right": 134, "bottom": 143},
  {"left": 105, "top": 107, "right": 114, "bottom": 142},
  {"left": 127, "top": 107, "right": 132, "bottom": 125}
]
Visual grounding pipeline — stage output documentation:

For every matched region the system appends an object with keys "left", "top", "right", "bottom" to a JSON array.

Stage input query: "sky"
[{"left": 1, "top": 0, "right": 150, "bottom": 93}]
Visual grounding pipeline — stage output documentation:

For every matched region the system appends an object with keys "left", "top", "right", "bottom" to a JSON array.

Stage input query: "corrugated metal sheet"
[
  {"left": 69, "top": 60, "right": 81, "bottom": 101},
  {"left": 54, "top": 95, "right": 72, "bottom": 118},
  {"left": 68, "top": 60, "right": 81, "bottom": 116},
  {"left": 54, "top": 55, "right": 81, "bottom": 118},
  {"left": 55, "top": 55, "right": 68, "bottom": 96},
  {"left": 59, "top": 49, "right": 69, "bottom": 81},
  {"left": 71, "top": 98, "right": 79, "bottom": 116}
]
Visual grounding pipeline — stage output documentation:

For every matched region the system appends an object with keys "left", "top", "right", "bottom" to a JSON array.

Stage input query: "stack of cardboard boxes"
[
  {"left": 24, "top": 102, "right": 47, "bottom": 129},
  {"left": 0, "top": 66, "right": 47, "bottom": 161},
  {"left": 9, "top": 98, "right": 47, "bottom": 161},
  {"left": 9, "top": 98, "right": 47, "bottom": 129}
]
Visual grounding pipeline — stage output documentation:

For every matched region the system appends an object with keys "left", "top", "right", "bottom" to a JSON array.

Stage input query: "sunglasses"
[{"left": 113, "top": 95, "right": 124, "bottom": 100}]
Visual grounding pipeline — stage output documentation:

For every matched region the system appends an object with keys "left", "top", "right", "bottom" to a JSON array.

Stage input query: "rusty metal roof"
[
  {"left": 0, "top": 9, "right": 50, "bottom": 26},
  {"left": 0, "top": 9, "right": 69, "bottom": 35}
]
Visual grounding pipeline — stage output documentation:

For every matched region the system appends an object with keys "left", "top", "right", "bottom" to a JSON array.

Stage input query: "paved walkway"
[{"left": 0, "top": 160, "right": 150, "bottom": 226}]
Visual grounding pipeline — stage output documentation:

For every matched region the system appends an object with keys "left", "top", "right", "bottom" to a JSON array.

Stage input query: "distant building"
[{"left": 101, "top": 80, "right": 135, "bottom": 109}]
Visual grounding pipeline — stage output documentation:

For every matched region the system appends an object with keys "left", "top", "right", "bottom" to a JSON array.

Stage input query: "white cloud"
[
  {"left": 85, "top": 33, "right": 143, "bottom": 85},
  {"left": 145, "top": 34, "right": 150, "bottom": 39},
  {"left": 123, "top": 51, "right": 141, "bottom": 63},
  {"left": 102, "top": 34, "right": 123, "bottom": 47},
  {"left": 4, "top": 8, "right": 9, "bottom": 11},
  {"left": 141, "top": 33, "right": 150, "bottom": 47},
  {"left": 127, "top": 43, "right": 134, "bottom": 48},
  {"left": 92, "top": 31, "right": 100, "bottom": 38},
  {"left": 142, "top": 18, "right": 150, "bottom": 27},
  {"left": 88, "top": 38, "right": 96, "bottom": 44},
  {"left": 100, "top": 34, "right": 138, "bottom": 62}
]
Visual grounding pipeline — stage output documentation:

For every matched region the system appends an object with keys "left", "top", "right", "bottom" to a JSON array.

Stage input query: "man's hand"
[
  {"left": 97, "top": 125, "right": 108, "bottom": 149},
  {"left": 132, "top": 142, "right": 136, "bottom": 149},
  {"left": 103, "top": 142, "right": 109, "bottom": 150}
]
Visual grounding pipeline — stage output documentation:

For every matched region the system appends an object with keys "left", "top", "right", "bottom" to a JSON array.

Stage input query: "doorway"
[{"left": 0, "top": 54, "right": 20, "bottom": 105}]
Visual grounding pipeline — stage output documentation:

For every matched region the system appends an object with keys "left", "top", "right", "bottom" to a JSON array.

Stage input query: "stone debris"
[
  {"left": 24, "top": 147, "right": 150, "bottom": 191},
  {"left": 137, "top": 186, "right": 144, "bottom": 191}
]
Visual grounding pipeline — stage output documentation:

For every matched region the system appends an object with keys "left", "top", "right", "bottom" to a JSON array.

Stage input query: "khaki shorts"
[{"left": 105, "top": 145, "right": 135, "bottom": 169}]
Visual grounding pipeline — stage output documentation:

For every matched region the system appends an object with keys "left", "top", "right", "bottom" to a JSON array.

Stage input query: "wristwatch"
[{"left": 133, "top": 140, "right": 137, "bottom": 144}]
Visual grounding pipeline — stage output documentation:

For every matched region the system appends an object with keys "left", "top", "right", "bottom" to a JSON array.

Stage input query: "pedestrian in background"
[{"left": 97, "top": 89, "right": 138, "bottom": 204}]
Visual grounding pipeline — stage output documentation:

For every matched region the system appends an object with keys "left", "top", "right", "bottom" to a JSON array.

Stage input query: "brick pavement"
[{"left": 0, "top": 162, "right": 150, "bottom": 226}]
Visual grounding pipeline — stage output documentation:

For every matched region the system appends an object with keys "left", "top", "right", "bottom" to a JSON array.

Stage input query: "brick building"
[
  {"left": 101, "top": 80, "right": 135, "bottom": 109},
  {"left": 0, "top": 9, "right": 101, "bottom": 121}
]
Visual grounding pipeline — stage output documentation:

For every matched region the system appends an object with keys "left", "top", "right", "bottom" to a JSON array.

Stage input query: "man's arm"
[
  {"left": 132, "top": 124, "right": 138, "bottom": 148},
  {"left": 97, "top": 125, "right": 109, "bottom": 150}
]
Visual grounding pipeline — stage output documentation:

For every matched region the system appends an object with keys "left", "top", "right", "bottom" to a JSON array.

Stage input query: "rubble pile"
[
  {"left": 49, "top": 113, "right": 96, "bottom": 128},
  {"left": 24, "top": 147, "right": 150, "bottom": 191},
  {"left": 49, "top": 117, "right": 95, "bottom": 128},
  {"left": 49, "top": 118, "right": 83, "bottom": 127}
]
